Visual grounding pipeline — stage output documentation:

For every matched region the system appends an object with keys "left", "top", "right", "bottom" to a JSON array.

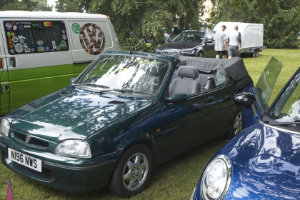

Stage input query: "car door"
[
  {"left": 0, "top": 21, "right": 9, "bottom": 115},
  {"left": 158, "top": 82, "right": 236, "bottom": 160}
]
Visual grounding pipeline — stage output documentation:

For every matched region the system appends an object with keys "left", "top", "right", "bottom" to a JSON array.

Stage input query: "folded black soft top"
[{"left": 178, "top": 56, "right": 249, "bottom": 81}]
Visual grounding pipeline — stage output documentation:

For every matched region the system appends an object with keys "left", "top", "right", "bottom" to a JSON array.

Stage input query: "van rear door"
[
  {"left": 67, "top": 18, "right": 119, "bottom": 76},
  {"left": 0, "top": 21, "right": 10, "bottom": 115},
  {"left": 2, "top": 20, "right": 73, "bottom": 111}
]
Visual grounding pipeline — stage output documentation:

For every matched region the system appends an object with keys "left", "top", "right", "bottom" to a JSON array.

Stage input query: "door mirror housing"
[
  {"left": 167, "top": 94, "right": 188, "bottom": 103},
  {"left": 234, "top": 92, "right": 256, "bottom": 107}
]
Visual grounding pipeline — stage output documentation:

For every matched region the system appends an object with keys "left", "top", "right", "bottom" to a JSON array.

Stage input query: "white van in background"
[
  {"left": 214, "top": 22, "right": 264, "bottom": 57},
  {"left": 0, "top": 11, "right": 120, "bottom": 115}
]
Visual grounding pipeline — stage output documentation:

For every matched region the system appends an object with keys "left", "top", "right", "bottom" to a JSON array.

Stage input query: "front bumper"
[{"left": 0, "top": 135, "right": 118, "bottom": 193}]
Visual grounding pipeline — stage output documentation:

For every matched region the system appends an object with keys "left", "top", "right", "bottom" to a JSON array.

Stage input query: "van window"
[{"left": 3, "top": 21, "right": 69, "bottom": 55}]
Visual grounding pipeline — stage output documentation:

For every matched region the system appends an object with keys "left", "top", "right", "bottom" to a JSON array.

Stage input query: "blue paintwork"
[{"left": 194, "top": 122, "right": 300, "bottom": 200}]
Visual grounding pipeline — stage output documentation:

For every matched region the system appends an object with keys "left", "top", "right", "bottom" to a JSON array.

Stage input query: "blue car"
[{"left": 191, "top": 58, "right": 300, "bottom": 200}]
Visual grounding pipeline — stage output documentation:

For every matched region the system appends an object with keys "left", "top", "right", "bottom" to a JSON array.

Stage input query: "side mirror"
[
  {"left": 167, "top": 94, "right": 187, "bottom": 103},
  {"left": 70, "top": 77, "right": 75, "bottom": 84},
  {"left": 234, "top": 92, "right": 256, "bottom": 107}
]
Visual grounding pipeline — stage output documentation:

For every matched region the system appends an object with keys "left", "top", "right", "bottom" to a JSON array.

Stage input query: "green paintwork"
[
  {"left": 0, "top": 63, "right": 89, "bottom": 115},
  {"left": 0, "top": 51, "right": 253, "bottom": 193}
]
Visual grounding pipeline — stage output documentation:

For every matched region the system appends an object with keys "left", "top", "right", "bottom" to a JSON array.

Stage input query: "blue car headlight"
[
  {"left": 0, "top": 118, "right": 10, "bottom": 137},
  {"left": 201, "top": 155, "right": 232, "bottom": 200},
  {"left": 55, "top": 140, "right": 92, "bottom": 158}
]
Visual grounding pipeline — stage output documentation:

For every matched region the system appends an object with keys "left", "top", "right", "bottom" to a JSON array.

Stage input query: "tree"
[
  {"left": 87, "top": 0, "right": 202, "bottom": 51},
  {"left": 212, "top": 0, "right": 300, "bottom": 48},
  {"left": 56, "top": 0, "right": 91, "bottom": 12},
  {"left": 54, "top": 0, "right": 201, "bottom": 51},
  {"left": 0, "top": 0, "right": 51, "bottom": 11}
]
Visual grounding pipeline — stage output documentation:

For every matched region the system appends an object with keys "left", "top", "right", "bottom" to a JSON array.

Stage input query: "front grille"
[{"left": 13, "top": 132, "right": 49, "bottom": 147}]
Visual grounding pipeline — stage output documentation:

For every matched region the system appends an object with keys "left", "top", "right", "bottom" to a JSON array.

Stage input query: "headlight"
[
  {"left": 181, "top": 48, "right": 196, "bottom": 54},
  {"left": 55, "top": 140, "right": 91, "bottom": 158},
  {"left": 0, "top": 118, "right": 10, "bottom": 136},
  {"left": 201, "top": 155, "right": 232, "bottom": 200}
]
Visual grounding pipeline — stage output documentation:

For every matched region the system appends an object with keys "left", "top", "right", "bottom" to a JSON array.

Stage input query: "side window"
[
  {"left": 4, "top": 21, "right": 68, "bottom": 55},
  {"left": 214, "top": 70, "right": 230, "bottom": 86}
]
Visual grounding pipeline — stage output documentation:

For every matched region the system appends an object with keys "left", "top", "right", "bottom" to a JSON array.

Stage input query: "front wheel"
[
  {"left": 198, "top": 52, "right": 204, "bottom": 57},
  {"left": 226, "top": 111, "right": 243, "bottom": 139},
  {"left": 110, "top": 144, "right": 153, "bottom": 197}
]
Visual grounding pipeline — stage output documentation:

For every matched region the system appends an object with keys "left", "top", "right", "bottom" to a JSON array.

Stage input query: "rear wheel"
[
  {"left": 252, "top": 50, "right": 256, "bottom": 58},
  {"left": 226, "top": 111, "right": 243, "bottom": 139},
  {"left": 110, "top": 144, "right": 153, "bottom": 197},
  {"left": 255, "top": 50, "right": 259, "bottom": 57}
]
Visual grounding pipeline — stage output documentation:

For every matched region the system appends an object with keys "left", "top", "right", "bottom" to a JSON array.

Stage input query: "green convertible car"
[{"left": 0, "top": 51, "right": 252, "bottom": 197}]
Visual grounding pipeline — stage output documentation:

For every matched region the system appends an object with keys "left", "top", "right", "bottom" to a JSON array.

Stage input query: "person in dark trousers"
[
  {"left": 215, "top": 25, "right": 228, "bottom": 59},
  {"left": 228, "top": 25, "right": 241, "bottom": 59}
]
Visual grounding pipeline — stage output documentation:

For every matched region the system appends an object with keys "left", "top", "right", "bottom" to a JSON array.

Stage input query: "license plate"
[{"left": 8, "top": 148, "right": 42, "bottom": 172}]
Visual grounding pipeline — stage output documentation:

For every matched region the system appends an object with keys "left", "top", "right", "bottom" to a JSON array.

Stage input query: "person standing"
[
  {"left": 228, "top": 25, "right": 242, "bottom": 59},
  {"left": 215, "top": 25, "right": 228, "bottom": 59}
]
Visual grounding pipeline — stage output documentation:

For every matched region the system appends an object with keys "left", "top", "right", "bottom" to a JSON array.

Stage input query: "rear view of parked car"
[
  {"left": 156, "top": 30, "right": 215, "bottom": 58},
  {"left": 0, "top": 11, "right": 119, "bottom": 115}
]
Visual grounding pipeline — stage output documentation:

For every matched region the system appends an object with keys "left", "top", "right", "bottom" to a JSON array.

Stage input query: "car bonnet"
[
  {"left": 220, "top": 122, "right": 300, "bottom": 199},
  {"left": 7, "top": 87, "right": 152, "bottom": 142}
]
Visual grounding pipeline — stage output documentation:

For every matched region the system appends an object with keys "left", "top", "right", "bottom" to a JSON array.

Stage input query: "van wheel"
[
  {"left": 110, "top": 144, "right": 153, "bottom": 197},
  {"left": 255, "top": 50, "right": 259, "bottom": 57},
  {"left": 252, "top": 50, "right": 257, "bottom": 58},
  {"left": 226, "top": 111, "right": 243, "bottom": 139}
]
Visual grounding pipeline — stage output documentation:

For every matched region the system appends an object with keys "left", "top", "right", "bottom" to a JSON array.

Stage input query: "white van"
[
  {"left": 214, "top": 22, "right": 264, "bottom": 57},
  {"left": 0, "top": 11, "right": 120, "bottom": 115}
]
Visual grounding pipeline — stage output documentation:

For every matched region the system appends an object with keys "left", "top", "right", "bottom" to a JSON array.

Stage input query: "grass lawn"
[{"left": 0, "top": 48, "right": 300, "bottom": 200}]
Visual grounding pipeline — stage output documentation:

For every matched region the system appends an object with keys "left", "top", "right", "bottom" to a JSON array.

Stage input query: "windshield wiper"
[
  {"left": 113, "top": 89, "right": 151, "bottom": 96},
  {"left": 73, "top": 83, "right": 110, "bottom": 89},
  {"left": 262, "top": 116, "right": 300, "bottom": 126}
]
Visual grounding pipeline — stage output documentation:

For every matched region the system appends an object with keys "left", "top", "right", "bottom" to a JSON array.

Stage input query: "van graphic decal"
[{"left": 79, "top": 23, "right": 105, "bottom": 55}]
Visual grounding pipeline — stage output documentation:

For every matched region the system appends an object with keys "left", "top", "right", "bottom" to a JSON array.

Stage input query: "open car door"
[{"left": 255, "top": 57, "right": 284, "bottom": 113}]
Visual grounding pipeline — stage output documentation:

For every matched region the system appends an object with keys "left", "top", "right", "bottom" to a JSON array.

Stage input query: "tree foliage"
[
  {"left": 212, "top": 0, "right": 300, "bottom": 48},
  {"left": 56, "top": 0, "right": 202, "bottom": 51},
  {"left": 0, "top": 0, "right": 51, "bottom": 11}
]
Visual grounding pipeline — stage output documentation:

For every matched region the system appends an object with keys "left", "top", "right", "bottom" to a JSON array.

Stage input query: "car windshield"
[
  {"left": 75, "top": 55, "right": 170, "bottom": 96},
  {"left": 172, "top": 32, "right": 204, "bottom": 43},
  {"left": 267, "top": 69, "right": 300, "bottom": 127}
]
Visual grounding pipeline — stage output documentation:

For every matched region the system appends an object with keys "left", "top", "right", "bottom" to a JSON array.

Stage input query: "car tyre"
[
  {"left": 226, "top": 111, "right": 243, "bottom": 139},
  {"left": 252, "top": 50, "right": 256, "bottom": 58},
  {"left": 198, "top": 52, "right": 204, "bottom": 57},
  {"left": 110, "top": 144, "right": 153, "bottom": 197}
]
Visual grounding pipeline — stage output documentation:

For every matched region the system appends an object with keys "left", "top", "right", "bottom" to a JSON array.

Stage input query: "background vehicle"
[
  {"left": 156, "top": 30, "right": 215, "bottom": 58},
  {"left": 0, "top": 51, "right": 253, "bottom": 197},
  {"left": 0, "top": 11, "right": 119, "bottom": 115},
  {"left": 214, "top": 22, "right": 264, "bottom": 57}
]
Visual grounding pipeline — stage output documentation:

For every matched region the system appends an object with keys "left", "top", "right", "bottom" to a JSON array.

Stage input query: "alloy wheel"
[{"left": 122, "top": 152, "right": 149, "bottom": 191}]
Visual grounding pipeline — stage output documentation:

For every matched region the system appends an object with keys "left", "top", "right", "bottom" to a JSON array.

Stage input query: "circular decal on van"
[
  {"left": 79, "top": 23, "right": 105, "bottom": 55},
  {"left": 15, "top": 43, "right": 24, "bottom": 53},
  {"left": 72, "top": 23, "right": 81, "bottom": 34}
]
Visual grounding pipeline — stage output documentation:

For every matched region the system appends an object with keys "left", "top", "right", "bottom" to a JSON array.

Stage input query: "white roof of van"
[
  {"left": 213, "top": 22, "right": 263, "bottom": 32},
  {"left": 0, "top": 11, "right": 107, "bottom": 19}
]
